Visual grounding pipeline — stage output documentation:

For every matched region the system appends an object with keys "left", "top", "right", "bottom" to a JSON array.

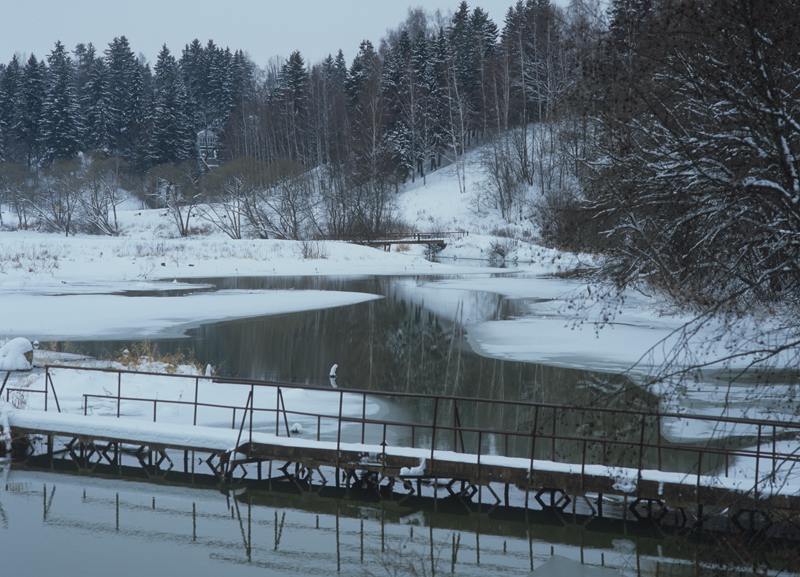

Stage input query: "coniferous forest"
[{"left": 0, "top": 0, "right": 798, "bottom": 341}]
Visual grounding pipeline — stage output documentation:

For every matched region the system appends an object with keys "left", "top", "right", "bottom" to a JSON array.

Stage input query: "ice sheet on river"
[{"left": 0, "top": 289, "right": 382, "bottom": 341}]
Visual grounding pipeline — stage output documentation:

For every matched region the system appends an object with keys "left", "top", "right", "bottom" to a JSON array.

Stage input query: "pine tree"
[
  {"left": 72, "top": 43, "right": 95, "bottom": 117},
  {"left": 20, "top": 55, "right": 45, "bottom": 167},
  {"left": 180, "top": 39, "right": 207, "bottom": 132},
  {"left": 40, "top": 41, "right": 82, "bottom": 165},
  {"left": 179, "top": 39, "right": 243, "bottom": 143},
  {"left": 346, "top": 40, "right": 380, "bottom": 106},
  {"left": 82, "top": 55, "right": 114, "bottom": 154},
  {"left": 331, "top": 50, "right": 348, "bottom": 92},
  {"left": 147, "top": 45, "right": 194, "bottom": 167},
  {"left": 411, "top": 30, "right": 440, "bottom": 179},
  {"left": 0, "top": 55, "right": 23, "bottom": 162},
  {"left": 470, "top": 6, "right": 499, "bottom": 130},
  {"left": 105, "top": 36, "right": 144, "bottom": 159},
  {"left": 230, "top": 50, "right": 255, "bottom": 110},
  {"left": 278, "top": 50, "right": 310, "bottom": 161},
  {"left": 426, "top": 28, "right": 450, "bottom": 168},
  {"left": 0, "top": 63, "right": 6, "bottom": 161},
  {"left": 449, "top": 1, "right": 478, "bottom": 113},
  {"left": 205, "top": 41, "right": 230, "bottom": 129},
  {"left": 217, "top": 47, "right": 238, "bottom": 126},
  {"left": 320, "top": 50, "right": 350, "bottom": 169}
]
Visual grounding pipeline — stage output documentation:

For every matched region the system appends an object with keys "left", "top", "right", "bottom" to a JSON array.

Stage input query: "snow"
[
  {"left": 9, "top": 409, "right": 242, "bottom": 452},
  {"left": 610, "top": 467, "right": 638, "bottom": 494},
  {"left": 5, "top": 402, "right": 799, "bottom": 499},
  {"left": 0, "top": 401, "right": 11, "bottom": 457},
  {"left": 7, "top": 365, "right": 385, "bottom": 444},
  {"left": 531, "top": 555, "right": 623, "bottom": 577},
  {"left": 2, "top": 289, "right": 382, "bottom": 341},
  {"left": 399, "top": 458, "right": 426, "bottom": 477},
  {"left": 420, "top": 276, "right": 772, "bottom": 376},
  {"left": 0, "top": 141, "right": 765, "bottom": 379},
  {"left": 0, "top": 337, "right": 33, "bottom": 371},
  {"left": 0, "top": 140, "right": 796, "bottom": 494}
]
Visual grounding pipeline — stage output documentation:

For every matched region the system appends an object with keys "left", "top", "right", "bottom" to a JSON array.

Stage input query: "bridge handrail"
[
  {"left": 42, "top": 364, "right": 800, "bottom": 431},
  {"left": 32, "top": 364, "right": 800, "bottom": 495},
  {"left": 78, "top": 390, "right": 800, "bottom": 471},
  {"left": 316, "top": 231, "right": 467, "bottom": 243}
]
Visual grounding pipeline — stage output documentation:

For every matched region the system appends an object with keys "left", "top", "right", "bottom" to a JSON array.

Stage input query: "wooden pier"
[{"left": 3, "top": 365, "right": 799, "bottom": 533}]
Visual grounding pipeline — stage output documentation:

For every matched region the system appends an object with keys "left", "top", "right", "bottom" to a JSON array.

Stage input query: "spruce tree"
[
  {"left": 278, "top": 51, "right": 310, "bottom": 161},
  {"left": 105, "top": 36, "right": 144, "bottom": 159},
  {"left": 40, "top": 41, "right": 82, "bottom": 165},
  {"left": 180, "top": 39, "right": 206, "bottom": 132},
  {"left": 207, "top": 44, "right": 235, "bottom": 129},
  {"left": 0, "top": 55, "right": 23, "bottom": 162},
  {"left": 20, "top": 55, "right": 45, "bottom": 167},
  {"left": 82, "top": 56, "right": 114, "bottom": 154},
  {"left": 147, "top": 45, "right": 194, "bottom": 167}
]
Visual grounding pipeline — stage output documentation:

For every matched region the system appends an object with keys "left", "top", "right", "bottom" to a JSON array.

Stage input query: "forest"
[{"left": 0, "top": 0, "right": 798, "bottom": 340}]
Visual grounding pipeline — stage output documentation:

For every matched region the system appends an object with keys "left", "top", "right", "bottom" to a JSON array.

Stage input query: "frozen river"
[{"left": 3, "top": 273, "right": 790, "bottom": 576}]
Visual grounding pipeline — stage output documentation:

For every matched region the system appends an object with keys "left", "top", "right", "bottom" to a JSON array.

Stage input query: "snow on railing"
[{"left": 10, "top": 364, "right": 800, "bottom": 500}]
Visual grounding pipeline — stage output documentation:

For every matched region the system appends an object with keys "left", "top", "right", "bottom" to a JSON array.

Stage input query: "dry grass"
[{"left": 107, "top": 341, "right": 206, "bottom": 374}]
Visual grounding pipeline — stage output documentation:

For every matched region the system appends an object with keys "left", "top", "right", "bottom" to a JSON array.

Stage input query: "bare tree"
[
  {"left": 35, "top": 157, "right": 83, "bottom": 236},
  {"left": 0, "top": 162, "right": 34, "bottom": 229},
  {"left": 478, "top": 130, "right": 526, "bottom": 219},
  {"left": 144, "top": 162, "right": 202, "bottom": 237},
  {"left": 79, "top": 154, "right": 130, "bottom": 235},
  {"left": 589, "top": 0, "right": 800, "bottom": 380}
]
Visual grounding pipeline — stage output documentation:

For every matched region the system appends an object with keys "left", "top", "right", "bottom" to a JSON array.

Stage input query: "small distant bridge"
[
  {"left": 3, "top": 366, "right": 800, "bottom": 536},
  {"left": 318, "top": 231, "right": 468, "bottom": 251}
]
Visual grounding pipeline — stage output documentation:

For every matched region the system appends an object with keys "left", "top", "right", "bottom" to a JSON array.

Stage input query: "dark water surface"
[
  {"left": 0, "top": 468, "right": 754, "bottom": 577},
  {"left": 13, "top": 275, "right": 771, "bottom": 575},
  {"left": 65, "top": 275, "right": 663, "bottom": 466},
  {"left": 72, "top": 274, "right": 656, "bottom": 409}
]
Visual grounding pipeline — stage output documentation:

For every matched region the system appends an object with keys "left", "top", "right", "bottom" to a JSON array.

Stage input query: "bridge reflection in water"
[
  {"left": 6, "top": 365, "right": 800, "bottom": 543},
  {"left": 0, "top": 468, "right": 724, "bottom": 576}
]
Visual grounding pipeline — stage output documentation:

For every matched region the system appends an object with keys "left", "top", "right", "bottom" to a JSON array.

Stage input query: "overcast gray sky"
[{"left": 0, "top": 0, "right": 567, "bottom": 69}]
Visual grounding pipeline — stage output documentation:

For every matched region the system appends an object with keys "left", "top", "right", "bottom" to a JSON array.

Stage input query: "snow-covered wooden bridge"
[
  {"left": 3, "top": 365, "right": 799, "bottom": 532},
  {"left": 318, "top": 231, "right": 466, "bottom": 251}
]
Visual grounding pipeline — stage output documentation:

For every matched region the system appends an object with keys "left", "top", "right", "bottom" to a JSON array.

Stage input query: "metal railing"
[
  {"left": 317, "top": 231, "right": 467, "bottom": 244},
  {"left": 9, "top": 365, "right": 800, "bottom": 498}
]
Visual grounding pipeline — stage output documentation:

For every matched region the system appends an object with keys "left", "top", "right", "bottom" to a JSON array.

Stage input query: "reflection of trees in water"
[
  {"left": 191, "top": 277, "right": 661, "bottom": 466},
  {"left": 70, "top": 275, "right": 663, "bottom": 465}
]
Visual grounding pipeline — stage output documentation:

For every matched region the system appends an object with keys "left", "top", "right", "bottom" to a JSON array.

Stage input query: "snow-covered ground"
[{"left": 1, "top": 142, "right": 796, "bottom": 458}]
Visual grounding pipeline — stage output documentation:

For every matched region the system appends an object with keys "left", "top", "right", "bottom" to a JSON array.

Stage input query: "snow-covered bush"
[{"left": 0, "top": 337, "right": 34, "bottom": 371}]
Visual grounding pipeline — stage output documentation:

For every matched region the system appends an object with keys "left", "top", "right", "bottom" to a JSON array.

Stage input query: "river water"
[
  {"left": 0, "top": 468, "right": 735, "bottom": 577},
  {"left": 2, "top": 274, "right": 776, "bottom": 575}
]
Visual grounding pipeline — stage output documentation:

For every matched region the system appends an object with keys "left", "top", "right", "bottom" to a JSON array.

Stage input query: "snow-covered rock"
[{"left": 0, "top": 337, "right": 34, "bottom": 371}]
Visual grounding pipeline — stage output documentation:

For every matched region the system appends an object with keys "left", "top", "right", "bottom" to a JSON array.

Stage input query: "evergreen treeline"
[
  {"left": 0, "top": 37, "right": 253, "bottom": 171},
  {"left": 0, "top": 1, "right": 584, "bottom": 239}
]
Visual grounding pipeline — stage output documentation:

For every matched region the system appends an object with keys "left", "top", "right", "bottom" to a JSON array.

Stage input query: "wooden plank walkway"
[
  {"left": 8, "top": 407, "right": 800, "bottom": 518},
  {"left": 4, "top": 365, "right": 800, "bottom": 527}
]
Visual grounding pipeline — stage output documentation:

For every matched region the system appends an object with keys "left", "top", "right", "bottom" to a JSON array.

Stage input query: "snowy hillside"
[
  {"left": 0, "top": 141, "right": 796, "bottom": 427},
  {"left": 396, "top": 150, "right": 560, "bottom": 264}
]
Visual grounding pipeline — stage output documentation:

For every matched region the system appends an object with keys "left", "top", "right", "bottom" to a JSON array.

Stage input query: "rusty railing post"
[
  {"left": 249, "top": 384, "right": 255, "bottom": 447},
  {"left": 193, "top": 377, "right": 199, "bottom": 426},
  {"left": 430, "top": 397, "right": 439, "bottom": 465}
]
